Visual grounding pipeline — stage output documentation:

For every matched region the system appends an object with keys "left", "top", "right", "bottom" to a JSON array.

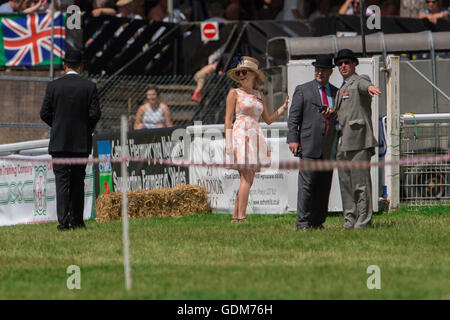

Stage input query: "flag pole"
[
  {"left": 360, "top": 0, "right": 366, "bottom": 57},
  {"left": 50, "top": 1, "right": 55, "bottom": 80}
]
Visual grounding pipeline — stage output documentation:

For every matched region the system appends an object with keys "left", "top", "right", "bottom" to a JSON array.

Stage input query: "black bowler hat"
[
  {"left": 334, "top": 49, "right": 359, "bottom": 66},
  {"left": 63, "top": 50, "right": 83, "bottom": 64},
  {"left": 312, "top": 55, "right": 334, "bottom": 69}
]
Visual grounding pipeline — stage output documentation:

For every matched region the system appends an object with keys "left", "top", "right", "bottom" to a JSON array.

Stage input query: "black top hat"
[
  {"left": 334, "top": 49, "right": 359, "bottom": 66},
  {"left": 312, "top": 54, "right": 334, "bottom": 69},
  {"left": 63, "top": 50, "right": 83, "bottom": 64}
]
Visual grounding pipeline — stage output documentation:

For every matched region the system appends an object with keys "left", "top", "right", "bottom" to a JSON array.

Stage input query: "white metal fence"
[{"left": 400, "top": 121, "right": 450, "bottom": 206}]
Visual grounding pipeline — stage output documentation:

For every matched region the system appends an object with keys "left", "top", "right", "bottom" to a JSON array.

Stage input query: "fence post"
[
  {"left": 386, "top": 55, "right": 400, "bottom": 211},
  {"left": 121, "top": 115, "right": 132, "bottom": 291}
]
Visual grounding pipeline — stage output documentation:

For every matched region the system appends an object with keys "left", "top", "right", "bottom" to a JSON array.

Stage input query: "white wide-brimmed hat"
[{"left": 226, "top": 56, "right": 266, "bottom": 85}]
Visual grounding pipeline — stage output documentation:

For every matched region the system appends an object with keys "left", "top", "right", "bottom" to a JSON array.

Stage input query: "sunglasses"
[
  {"left": 336, "top": 60, "right": 352, "bottom": 66},
  {"left": 235, "top": 69, "right": 253, "bottom": 77}
]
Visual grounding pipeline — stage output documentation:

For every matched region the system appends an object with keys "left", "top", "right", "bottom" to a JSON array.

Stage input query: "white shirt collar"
[{"left": 66, "top": 71, "right": 78, "bottom": 75}]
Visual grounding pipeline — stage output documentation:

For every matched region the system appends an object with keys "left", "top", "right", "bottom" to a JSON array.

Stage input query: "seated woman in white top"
[
  {"left": 134, "top": 85, "right": 173, "bottom": 129},
  {"left": 418, "top": 0, "right": 449, "bottom": 24}
]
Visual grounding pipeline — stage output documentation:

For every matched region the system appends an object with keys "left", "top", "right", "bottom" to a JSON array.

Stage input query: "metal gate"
[{"left": 400, "top": 120, "right": 450, "bottom": 206}]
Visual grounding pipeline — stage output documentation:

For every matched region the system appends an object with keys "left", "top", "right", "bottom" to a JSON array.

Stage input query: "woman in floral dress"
[{"left": 224, "top": 56, "right": 289, "bottom": 222}]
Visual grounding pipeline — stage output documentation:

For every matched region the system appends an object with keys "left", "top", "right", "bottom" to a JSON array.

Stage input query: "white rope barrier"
[{"left": 0, "top": 153, "right": 449, "bottom": 171}]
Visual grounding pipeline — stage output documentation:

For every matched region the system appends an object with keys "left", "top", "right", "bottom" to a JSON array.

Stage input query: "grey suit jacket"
[
  {"left": 287, "top": 80, "right": 338, "bottom": 159},
  {"left": 335, "top": 74, "right": 377, "bottom": 153}
]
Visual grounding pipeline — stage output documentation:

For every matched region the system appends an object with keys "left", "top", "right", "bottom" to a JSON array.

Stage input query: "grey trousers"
[
  {"left": 296, "top": 158, "right": 333, "bottom": 229},
  {"left": 336, "top": 148, "right": 374, "bottom": 229}
]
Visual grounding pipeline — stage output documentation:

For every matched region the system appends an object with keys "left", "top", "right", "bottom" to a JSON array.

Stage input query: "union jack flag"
[{"left": 1, "top": 12, "right": 65, "bottom": 66}]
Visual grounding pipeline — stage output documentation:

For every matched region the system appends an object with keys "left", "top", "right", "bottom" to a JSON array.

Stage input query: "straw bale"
[{"left": 95, "top": 184, "right": 212, "bottom": 222}]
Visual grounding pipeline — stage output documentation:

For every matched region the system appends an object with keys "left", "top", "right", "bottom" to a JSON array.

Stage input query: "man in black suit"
[
  {"left": 287, "top": 55, "right": 338, "bottom": 231},
  {"left": 40, "top": 51, "right": 101, "bottom": 231}
]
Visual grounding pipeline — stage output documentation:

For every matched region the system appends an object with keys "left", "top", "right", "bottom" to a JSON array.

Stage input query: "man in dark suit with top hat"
[
  {"left": 334, "top": 49, "right": 381, "bottom": 229},
  {"left": 287, "top": 55, "right": 338, "bottom": 231},
  {"left": 40, "top": 51, "right": 101, "bottom": 231}
]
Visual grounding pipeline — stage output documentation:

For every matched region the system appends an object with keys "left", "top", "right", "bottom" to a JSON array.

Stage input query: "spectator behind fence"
[
  {"left": 381, "top": 0, "right": 400, "bottom": 16},
  {"left": 179, "top": 2, "right": 192, "bottom": 21},
  {"left": 400, "top": 0, "right": 426, "bottom": 17},
  {"left": 85, "top": 0, "right": 118, "bottom": 48},
  {"left": 225, "top": 0, "right": 243, "bottom": 20},
  {"left": 91, "top": 0, "right": 116, "bottom": 17},
  {"left": 116, "top": 0, "right": 142, "bottom": 18},
  {"left": 239, "top": 0, "right": 257, "bottom": 20},
  {"left": 257, "top": 0, "right": 283, "bottom": 20},
  {"left": 338, "top": 0, "right": 375, "bottom": 15},
  {"left": 206, "top": 1, "right": 227, "bottom": 22},
  {"left": 22, "top": 0, "right": 46, "bottom": 12},
  {"left": 134, "top": 85, "right": 173, "bottom": 129},
  {"left": 58, "top": 0, "right": 75, "bottom": 11},
  {"left": 192, "top": 60, "right": 223, "bottom": 102},
  {"left": 418, "top": 0, "right": 449, "bottom": 24},
  {"left": 36, "top": 0, "right": 65, "bottom": 12},
  {"left": 147, "top": 0, "right": 166, "bottom": 20},
  {"left": 308, "top": 0, "right": 332, "bottom": 20},
  {"left": 275, "top": 0, "right": 312, "bottom": 20},
  {"left": 0, "top": 0, "right": 44, "bottom": 13},
  {"left": 191, "top": 44, "right": 226, "bottom": 102},
  {"left": 114, "top": 0, "right": 143, "bottom": 48}
]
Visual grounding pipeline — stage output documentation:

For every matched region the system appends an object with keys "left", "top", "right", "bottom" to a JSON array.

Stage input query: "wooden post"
[{"left": 385, "top": 55, "right": 400, "bottom": 211}]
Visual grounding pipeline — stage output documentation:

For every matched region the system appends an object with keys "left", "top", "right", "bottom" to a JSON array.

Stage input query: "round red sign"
[{"left": 202, "top": 23, "right": 217, "bottom": 39}]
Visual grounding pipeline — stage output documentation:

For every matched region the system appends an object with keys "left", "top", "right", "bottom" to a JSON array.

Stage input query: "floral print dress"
[{"left": 231, "top": 88, "right": 270, "bottom": 168}]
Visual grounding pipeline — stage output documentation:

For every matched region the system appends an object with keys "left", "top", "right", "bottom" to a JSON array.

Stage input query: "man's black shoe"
[
  {"left": 57, "top": 225, "right": 71, "bottom": 232},
  {"left": 71, "top": 223, "right": 86, "bottom": 230}
]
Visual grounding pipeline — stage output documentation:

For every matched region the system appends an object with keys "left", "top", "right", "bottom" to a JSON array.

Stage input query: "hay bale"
[{"left": 95, "top": 184, "right": 212, "bottom": 222}]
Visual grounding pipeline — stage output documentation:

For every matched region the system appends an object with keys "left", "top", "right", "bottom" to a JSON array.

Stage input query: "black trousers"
[
  {"left": 296, "top": 157, "right": 333, "bottom": 229},
  {"left": 52, "top": 153, "right": 88, "bottom": 227}
]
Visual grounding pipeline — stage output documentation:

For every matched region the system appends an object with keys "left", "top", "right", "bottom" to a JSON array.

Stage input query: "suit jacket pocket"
[
  {"left": 301, "top": 122, "right": 312, "bottom": 130},
  {"left": 349, "top": 119, "right": 365, "bottom": 128},
  {"left": 300, "top": 128, "right": 312, "bottom": 138}
]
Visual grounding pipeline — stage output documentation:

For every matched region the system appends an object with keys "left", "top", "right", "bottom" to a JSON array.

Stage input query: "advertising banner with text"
[
  {"left": 92, "top": 127, "right": 189, "bottom": 196},
  {"left": 189, "top": 137, "right": 290, "bottom": 214},
  {"left": 0, "top": 155, "right": 94, "bottom": 226}
]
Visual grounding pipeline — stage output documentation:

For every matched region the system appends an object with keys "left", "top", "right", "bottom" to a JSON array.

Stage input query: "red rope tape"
[{"left": 0, "top": 153, "right": 449, "bottom": 171}]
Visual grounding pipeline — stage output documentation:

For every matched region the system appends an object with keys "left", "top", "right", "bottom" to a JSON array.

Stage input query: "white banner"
[
  {"left": 0, "top": 155, "right": 94, "bottom": 226},
  {"left": 189, "top": 137, "right": 290, "bottom": 214}
]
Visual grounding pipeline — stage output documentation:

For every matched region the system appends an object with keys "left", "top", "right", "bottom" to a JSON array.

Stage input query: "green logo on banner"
[
  {"left": 99, "top": 171, "right": 113, "bottom": 195},
  {"left": 34, "top": 165, "right": 47, "bottom": 216}
]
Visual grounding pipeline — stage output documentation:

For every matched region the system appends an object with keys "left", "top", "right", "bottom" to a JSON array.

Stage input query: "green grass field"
[{"left": 0, "top": 207, "right": 449, "bottom": 300}]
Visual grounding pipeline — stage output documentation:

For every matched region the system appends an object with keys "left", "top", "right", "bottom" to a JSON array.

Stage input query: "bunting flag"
[{"left": 0, "top": 12, "right": 65, "bottom": 66}]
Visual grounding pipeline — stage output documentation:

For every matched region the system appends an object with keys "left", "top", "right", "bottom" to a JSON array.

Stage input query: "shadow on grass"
[{"left": 370, "top": 219, "right": 398, "bottom": 229}]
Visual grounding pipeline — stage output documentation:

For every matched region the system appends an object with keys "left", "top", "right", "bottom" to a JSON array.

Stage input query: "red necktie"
[{"left": 321, "top": 86, "right": 329, "bottom": 135}]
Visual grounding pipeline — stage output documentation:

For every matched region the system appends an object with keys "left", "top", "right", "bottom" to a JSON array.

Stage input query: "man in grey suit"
[
  {"left": 334, "top": 49, "right": 381, "bottom": 229},
  {"left": 287, "top": 55, "right": 338, "bottom": 231}
]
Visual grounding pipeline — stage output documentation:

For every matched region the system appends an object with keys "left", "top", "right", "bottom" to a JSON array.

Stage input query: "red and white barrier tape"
[{"left": 0, "top": 153, "right": 449, "bottom": 171}]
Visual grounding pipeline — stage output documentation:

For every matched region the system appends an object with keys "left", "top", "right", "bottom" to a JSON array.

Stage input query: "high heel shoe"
[{"left": 231, "top": 217, "right": 247, "bottom": 223}]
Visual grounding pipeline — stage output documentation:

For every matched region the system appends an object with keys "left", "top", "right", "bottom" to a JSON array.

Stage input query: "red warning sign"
[{"left": 201, "top": 22, "right": 219, "bottom": 42}]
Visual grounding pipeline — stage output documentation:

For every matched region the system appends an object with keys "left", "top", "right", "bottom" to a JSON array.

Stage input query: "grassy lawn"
[{"left": 0, "top": 207, "right": 449, "bottom": 300}]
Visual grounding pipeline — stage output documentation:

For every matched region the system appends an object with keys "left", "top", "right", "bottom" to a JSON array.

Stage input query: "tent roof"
[{"left": 267, "top": 32, "right": 450, "bottom": 65}]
